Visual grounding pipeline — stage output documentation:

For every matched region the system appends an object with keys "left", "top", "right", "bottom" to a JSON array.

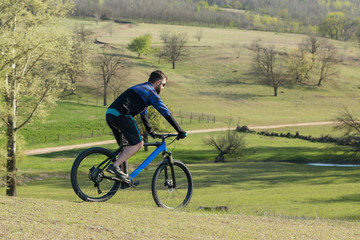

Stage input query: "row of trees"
[
  {"left": 73, "top": 0, "right": 360, "bottom": 43},
  {"left": 250, "top": 33, "right": 338, "bottom": 96}
]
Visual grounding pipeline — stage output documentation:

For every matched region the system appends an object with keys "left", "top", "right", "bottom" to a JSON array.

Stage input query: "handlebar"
[
  {"left": 157, "top": 133, "right": 179, "bottom": 140},
  {"left": 149, "top": 132, "right": 187, "bottom": 141}
]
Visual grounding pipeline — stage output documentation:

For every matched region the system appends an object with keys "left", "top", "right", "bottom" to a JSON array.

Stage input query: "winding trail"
[{"left": 24, "top": 121, "right": 337, "bottom": 156}]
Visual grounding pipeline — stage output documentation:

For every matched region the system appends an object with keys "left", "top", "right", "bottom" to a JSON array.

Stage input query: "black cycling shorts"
[{"left": 106, "top": 113, "right": 142, "bottom": 146}]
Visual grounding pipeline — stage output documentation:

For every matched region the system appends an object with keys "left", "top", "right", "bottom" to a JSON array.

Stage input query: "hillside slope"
[{"left": 1, "top": 197, "right": 359, "bottom": 239}]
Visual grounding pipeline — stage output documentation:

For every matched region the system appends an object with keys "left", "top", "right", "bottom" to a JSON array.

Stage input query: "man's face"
[{"left": 155, "top": 79, "right": 166, "bottom": 94}]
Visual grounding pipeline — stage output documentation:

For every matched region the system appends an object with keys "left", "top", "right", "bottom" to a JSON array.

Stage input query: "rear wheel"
[
  {"left": 71, "top": 147, "right": 120, "bottom": 202},
  {"left": 151, "top": 160, "right": 193, "bottom": 209}
]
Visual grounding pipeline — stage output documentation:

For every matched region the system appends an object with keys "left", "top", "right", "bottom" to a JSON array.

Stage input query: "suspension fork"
[{"left": 163, "top": 152, "right": 176, "bottom": 188}]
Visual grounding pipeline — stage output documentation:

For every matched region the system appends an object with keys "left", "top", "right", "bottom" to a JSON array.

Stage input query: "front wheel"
[
  {"left": 151, "top": 160, "right": 193, "bottom": 209},
  {"left": 71, "top": 147, "right": 120, "bottom": 202}
]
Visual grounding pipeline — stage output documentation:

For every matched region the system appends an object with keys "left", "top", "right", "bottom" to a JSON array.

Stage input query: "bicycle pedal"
[{"left": 120, "top": 180, "right": 140, "bottom": 189}]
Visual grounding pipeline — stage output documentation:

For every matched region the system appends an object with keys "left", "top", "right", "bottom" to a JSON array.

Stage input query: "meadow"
[{"left": 2, "top": 18, "right": 360, "bottom": 238}]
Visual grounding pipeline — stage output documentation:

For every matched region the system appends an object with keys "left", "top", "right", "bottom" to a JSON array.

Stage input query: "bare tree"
[
  {"left": 109, "top": 66, "right": 129, "bottom": 100},
  {"left": 302, "top": 31, "right": 323, "bottom": 55},
  {"left": 195, "top": 29, "right": 203, "bottom": 42},
  {"left": 205, "top": 129, "right": 245, "bottom": 163},
  {"left": 334, "top": 109, "right": 360, "bottom": 157},
  {"left": 161, "top": 31, "right": 189, "bottom": 69},
  {"left": 232, "top": 43, "right": 242, "bottom": 58},
  {"left": 153, "top": 47, "right": 167, "bottom": 64},
  {"left": 250, "top": 39, "right": 286, "bottom": 96},
  {"left": 316, "top": 42, "right": 338, "bottom": 86},
  {"left": 99, "top": 49, "right": 128, "bottom": 106}
]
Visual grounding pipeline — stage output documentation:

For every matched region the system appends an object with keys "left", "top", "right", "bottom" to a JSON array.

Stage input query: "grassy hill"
[
  {"left": 2, "top": 18, "right": 360, "bottom": 238},
  {"left": 19, "top": 18, "right": 360, "bottom": 146},
  {"left": 2, "top": 196, "right": 360, "bottom": 239}
]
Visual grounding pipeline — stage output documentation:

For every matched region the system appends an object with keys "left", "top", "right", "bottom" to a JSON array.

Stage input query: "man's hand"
[
  {"left": 149, "top": 131, "right": 161, "bottom": 138},
  {"left": 177, "top": 130, "right": 187, "bottom": 139}
]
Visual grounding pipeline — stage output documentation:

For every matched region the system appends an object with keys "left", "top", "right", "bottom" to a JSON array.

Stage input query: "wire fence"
[{"left": 29, "top": 97, "right": 235, "bottom": 145}]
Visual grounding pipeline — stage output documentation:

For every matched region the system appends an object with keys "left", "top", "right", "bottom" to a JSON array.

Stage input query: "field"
[
  {"left": 2, "top": 196, "right": 360, "bottom": 239},
  {"left": 2, "top": 18, "right": 360, "bottom": 239}
]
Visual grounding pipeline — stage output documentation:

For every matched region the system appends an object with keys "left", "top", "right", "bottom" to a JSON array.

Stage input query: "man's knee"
[{"left": 132, "top": 141, "right": 143, "bottom": 151}]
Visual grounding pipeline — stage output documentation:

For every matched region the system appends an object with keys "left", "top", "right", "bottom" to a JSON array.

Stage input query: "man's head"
[{"left": 148, "top": 70, "right": 167, "bottom": 94}]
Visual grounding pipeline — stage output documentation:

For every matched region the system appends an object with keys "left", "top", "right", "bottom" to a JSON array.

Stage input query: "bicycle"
[{"left": 70, "top": 133, "right": 193, "bottom": 209}]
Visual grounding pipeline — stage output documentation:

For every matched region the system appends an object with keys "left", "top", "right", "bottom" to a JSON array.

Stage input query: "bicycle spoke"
[
  {"left": 71, "top": 148, "right": 120, "bottom": 202},
  {"left": 152, "top": 161, "right": 192, "bottom": 209}
]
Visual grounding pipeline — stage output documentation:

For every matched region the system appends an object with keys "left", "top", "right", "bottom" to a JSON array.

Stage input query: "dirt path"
[{"left": 24, "top": 121, "right": 337, "bottom": 156}]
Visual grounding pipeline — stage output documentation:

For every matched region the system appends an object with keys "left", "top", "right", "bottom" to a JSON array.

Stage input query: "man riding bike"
[{"left": 106, "top": 70, "right": 187, "bottom": 182}]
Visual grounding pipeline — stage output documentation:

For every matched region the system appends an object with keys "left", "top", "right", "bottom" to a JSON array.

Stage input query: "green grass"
[
  {"left": 61, "top": 19, "right": 360, "bottom": 126},
  {"left": 2, "top": 19, "right": 360, "bottom": 237},
  {"left": 4, "top": 131, "right": 359, "bottom": 221},
  {"left": 16, "top": 18, "right": 360, "bottom": 147},
  {"left": 2, "top": 197, "right": 360, "bottom": 239}
]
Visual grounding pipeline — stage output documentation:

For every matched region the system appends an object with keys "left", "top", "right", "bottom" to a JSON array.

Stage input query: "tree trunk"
[
  {"left": 318, "top": 67, "right": 324, "bottom": 86},
  {"left": 143, "top": 134, "right": 149, "bottom": 151},
  {"left": 274, "top": 87, "right": 278, "bottom": 96},
  {"left": 172, "top": 61, "right": 175, "bottom": 69},
  {"left": 103, "top": 84, "right": 107, "bottom": 106},
  {"left": 214, "top": 152, "right": 226, "bottom": 163},
  {"left": 6, "top": 116, "right": 17, "bottom": 197}
]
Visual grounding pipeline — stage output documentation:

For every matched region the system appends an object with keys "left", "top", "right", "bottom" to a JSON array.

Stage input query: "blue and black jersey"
[{"left": 108, "top": 82, "right": 181, "bottom": 133}]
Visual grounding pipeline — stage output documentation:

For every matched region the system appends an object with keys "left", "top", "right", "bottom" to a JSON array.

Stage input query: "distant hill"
[{"left": 73, "top": 0, "right": 360, "bottom": 40}]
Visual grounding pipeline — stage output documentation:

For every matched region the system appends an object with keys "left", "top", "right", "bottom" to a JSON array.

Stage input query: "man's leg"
[{"left": 113, "top": 142, "right": 143, "bottom": 168}]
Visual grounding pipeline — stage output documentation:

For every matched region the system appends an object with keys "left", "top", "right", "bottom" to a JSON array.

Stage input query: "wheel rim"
[
  {"left": 154, "top": 163, "right": 191, "bottom": 209},
  {"left": 75, "top": 152, "right": 118, "bottom": 200}
]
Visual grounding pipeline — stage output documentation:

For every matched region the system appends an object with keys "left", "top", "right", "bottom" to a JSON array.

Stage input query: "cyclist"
[{"left": 106, "top": 70, "right": 187, "bottom": 182}]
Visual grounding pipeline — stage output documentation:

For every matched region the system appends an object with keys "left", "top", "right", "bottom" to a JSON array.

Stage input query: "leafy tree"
[
  {"left": 0, "top": 0, "right": 74, "bottom": 196},
  {"left": 287, "top": 48, "right": 314, "bottom": 84},
  {"left": 65, "top": 26, "right": 93, "bottom": 94},
  {"left": 319, "top": 12, "right": 356, "bottom": 40},
  {"left": 127, "top": 34, "right": 152, "bottom": 58},
  {"left": 135, "top": 107, "right": 168, "bottom": 151}
]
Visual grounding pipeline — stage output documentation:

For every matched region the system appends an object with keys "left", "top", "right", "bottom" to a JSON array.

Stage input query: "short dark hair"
[{"left": 148, "top": 70, "right": 167, "bottom": 83}]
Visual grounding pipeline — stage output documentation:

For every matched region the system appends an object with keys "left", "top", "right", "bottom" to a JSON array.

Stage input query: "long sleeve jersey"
[{"left": 108, "top": 82, "right": 182, "bottom": 133}]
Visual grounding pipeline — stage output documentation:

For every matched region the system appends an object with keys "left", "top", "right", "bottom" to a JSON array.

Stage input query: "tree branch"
[{"left": 15, "top": 87, "right": 49, "bottom": 131}]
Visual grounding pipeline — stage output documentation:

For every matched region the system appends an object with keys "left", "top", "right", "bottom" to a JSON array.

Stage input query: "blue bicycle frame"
[{"left": 128, "top": 141, "right": 168, "bottom": 180}]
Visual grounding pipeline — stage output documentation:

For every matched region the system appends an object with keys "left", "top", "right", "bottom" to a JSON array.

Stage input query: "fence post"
[
  {"left": 58, "top": 134, "right": 60, "bottom": 141},
  {"left": 45, "top": 136, "right": 47, "bottom": 143}
]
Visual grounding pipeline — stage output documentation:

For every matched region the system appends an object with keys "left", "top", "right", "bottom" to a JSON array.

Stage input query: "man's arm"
[
  {"left": 165, "top": 114, "right": 182, "bottom": 132},
  {"left": 140, "top": 110, "right": 152, "bottom": 133},
  {"left": 149, "top": 92, "right": 186, "bottom": 137}
]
